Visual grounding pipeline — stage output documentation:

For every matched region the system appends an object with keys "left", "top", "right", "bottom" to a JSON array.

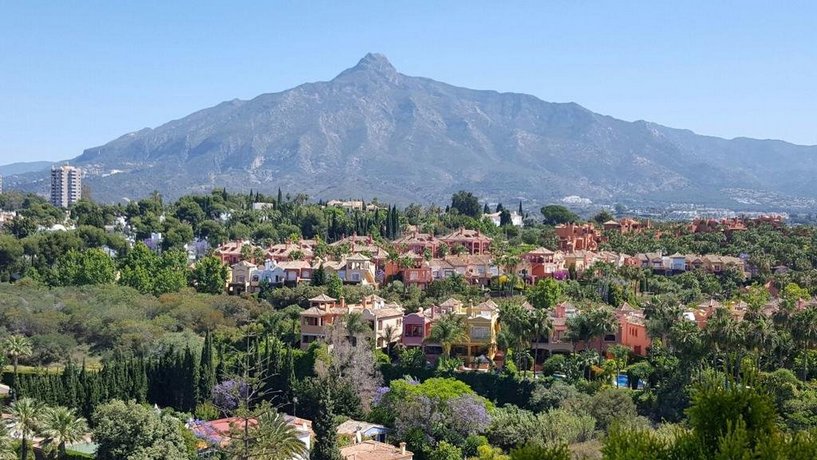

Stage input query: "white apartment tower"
[{"left": 50, "top": 165, "right": 81, "bottom": 208}]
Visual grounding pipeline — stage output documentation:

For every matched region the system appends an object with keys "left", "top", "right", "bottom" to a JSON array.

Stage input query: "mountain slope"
[{"left": 10, "top": 53, "right": 817, "bottom": 207}]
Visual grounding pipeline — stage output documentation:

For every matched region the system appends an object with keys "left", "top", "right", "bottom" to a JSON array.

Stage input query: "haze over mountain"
[{"left": 8, "top": 53, "right": 817, "bottom": 208}]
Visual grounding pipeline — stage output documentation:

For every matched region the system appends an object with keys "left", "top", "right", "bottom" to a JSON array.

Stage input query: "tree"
[
  {"left": 526, "top": 279, "right": 564, "bottom": 310},
  {"left": 40, "top": 406, "right": 89, "bottom": 460},
  {"left": 54, "top": 248, "right": 116, "bottom": 286},
  {"left": 310, "top": 386, "right": 342, "bottom": 460},
  {"left": 427, "top": 313, "right": 468, "bottom": 358},
  {"left": 792, "top": 307, "right": 817, "bottom": 380},
  {"left": 450, "top": 191, "right": 482, "bottom": 218},
  {"left": 4, "top": 334, "right": 32, "bottom": 399},
  {"left": 240, "top": 410, "right": 308, "bottom": 460},
  {"left": 312, "top": 263, "right": 326, "bottom": 286},
  {"left": 499, "top": 303, "right": 533, "bottom": 375},
  {"left": 540, "top": 205, "right": 579, "bottom": 226},
  {"left": 593, "top": 210, "right": 614, "bottom": 225},
  {"left": 0, "top": 423, "right": 15, "bottom": 460},
  {"left": 499, "top": 209, "right": 512, "bottom": 227},
  {"left": 191, "top": 256, "right": 229, "bottom": 295},
  {"left": 326, "top": 273, "right": 343, "bottom": 299},
  {"left": 430, "top": 441, "right": 462, "bottom": 460},
  {"left": 530, "top": 308, "right": 553, "bottom": 368},
  {"left": 93, "top": 400, "right": 191, "bottom": 460},
  {"left": 7, "top": 397, "right": 44, "bottom": 460}
]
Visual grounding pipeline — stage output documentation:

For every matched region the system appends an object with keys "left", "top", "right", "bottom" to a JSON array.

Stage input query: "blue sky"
[{"left": 1, "top": 1, "right": 815, "bottom": 164}]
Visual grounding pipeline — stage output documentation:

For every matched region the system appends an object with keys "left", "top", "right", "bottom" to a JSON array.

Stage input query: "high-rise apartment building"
[{"left": 50, "top": 165, "right": 82, "bottom": 208}]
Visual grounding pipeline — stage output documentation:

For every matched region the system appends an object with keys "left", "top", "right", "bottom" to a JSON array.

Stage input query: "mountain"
[
  {"left": 8, "top": 53, "right": 817, "bottom": 208},
  {"left": 0, "top": 161, "right": 53, "bottom": 176}
]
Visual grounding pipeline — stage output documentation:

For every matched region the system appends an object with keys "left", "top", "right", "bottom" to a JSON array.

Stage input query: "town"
[{"left": 1, "top": 182, "right": 816, "bottom": 459}]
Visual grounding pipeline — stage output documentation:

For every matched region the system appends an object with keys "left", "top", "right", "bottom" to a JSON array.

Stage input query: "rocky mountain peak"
[{"left": 335, "top": 52, "right": 399, "bottom": 83}]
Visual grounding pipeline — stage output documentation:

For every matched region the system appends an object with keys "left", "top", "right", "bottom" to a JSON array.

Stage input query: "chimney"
[
  {"left": 400, "top": 442, "right": 406, "bottom": 455},
  {"left": 340, "top": 296, "right": 346, "bottom": 309}
]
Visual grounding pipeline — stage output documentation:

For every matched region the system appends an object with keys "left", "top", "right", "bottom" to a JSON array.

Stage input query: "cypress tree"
[
  {"left": 183, "top": 346, "right": 199, "bottom": 412},
  {"left": 392, "top": 205, "right": 400, "bottom": 238},
  {"left": 518, "top": 201, "right": 523, "bottom": 216},
  {"left": 311, "top": 384, "right": 342, "bottom": 460},
  {"left": 277, "top": 187, "right": 283, "bottom": 207},
  {"left": 198, "top": 330, "right": 216, "bottom": 404}
]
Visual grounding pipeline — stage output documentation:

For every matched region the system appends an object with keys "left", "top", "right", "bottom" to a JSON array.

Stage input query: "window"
[
  {"left": 304, "top": 317, "right": 319, "bottom": 326},
  {"left": 352, "top": 273, "right": 360, "bottom": 281},
  {"left": 604, "top": 334, "right": 616, "bottom": 342},
  {"left": 378, "top": 320, "right": 383, "bottom": 329},
  {"left": 405, "top": 324, "right": 423, "bottom": 337},
  {"left": 470, "top": 326, "right": 489, "bottom": 339},
  {"left": 302, "top": 335, "right": 320, "bottom": 344}
]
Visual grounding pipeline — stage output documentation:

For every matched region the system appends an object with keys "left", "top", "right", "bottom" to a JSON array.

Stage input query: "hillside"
[{"left": 7, "top": 53, "right": 817, "bottom": 208}]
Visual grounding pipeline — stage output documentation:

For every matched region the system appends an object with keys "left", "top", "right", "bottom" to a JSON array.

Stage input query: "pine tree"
[{"left": 310, "top": 384, "right": 342, "bottom": 460}]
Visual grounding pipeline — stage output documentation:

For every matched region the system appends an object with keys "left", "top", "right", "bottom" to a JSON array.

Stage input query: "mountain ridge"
[{"left": 7, "top": 53, "right": 817, "bottom": 209}]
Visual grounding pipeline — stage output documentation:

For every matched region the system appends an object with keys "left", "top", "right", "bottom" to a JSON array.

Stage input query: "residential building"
[
  {"left": 555, "top": 223, "right": 601, "bottom": 252},
  {"left": 227, "top": 260, "right": 257, "bottom": 295},
  {"left": 603, "top": 218, "right": 650, "bottom": 234},
  {"left": 337, "top": 254, "right": 377, "bottom": 285},
  {"left": 189, "top": 415, "right": 312, "bottom": 459},
  {"left": 483, "top": 211, "right": 523, "bottom": 227},
  {"left": 337, "top": 420, "right": 390, "bottom": 443},
  {"left": 615, "top": 303, "right": 650, "bottom": 356},
  {"left": 50, "top": 165, "right": 81, "bottom": 208},
  {"left": 402, "top": 307, "right": 435, "bottom": 349},
  {"left": 393, "top": 231, "right": 441, "bottom": 256},
  {"left": 299, "top": 295, "right": 404, "bottom": 349},
  {"left": 215, "top": 240, "right": 253, "bottom": 265},
  {"left": 341, "top": 440, "right": 412, "bottom": 460},
  {"left": 277, "top": 260, "right": 313, "bottom": 286},
  {"left": 439, "top": 228, "right": 492, "bottom": 255},
  {"left": 422, "top": 298, "right": 500, "bottom": 367},
  {"left": 520, "top": 248, "right": 567, "bottom": 282},
  {"left": 266, "top": 241, "right": 316, "bottom": 262}
]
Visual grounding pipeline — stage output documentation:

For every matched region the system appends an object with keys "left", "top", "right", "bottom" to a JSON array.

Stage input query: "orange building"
[
  {"left": 555, "top": 223, "right": 602, "bottom": 252},
  {"left": 439, "top": 228, "right": 492, "bottom": 255}
]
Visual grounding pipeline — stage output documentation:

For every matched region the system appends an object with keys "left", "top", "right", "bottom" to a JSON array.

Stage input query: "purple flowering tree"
[
  {"left": 446, "top": 394, "right": 492, "bottom": 437},
  {"left": 211, "top": 379, "right": 250, "bottom": 413}
]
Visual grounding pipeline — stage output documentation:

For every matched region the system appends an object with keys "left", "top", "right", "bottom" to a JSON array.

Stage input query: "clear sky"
[{"left": 1, "top": 1, "right": 815, "bottom": 164}]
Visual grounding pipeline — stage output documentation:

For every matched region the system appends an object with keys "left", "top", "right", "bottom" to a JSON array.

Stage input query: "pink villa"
[
  {"left": 393, "top": 231, "right": 442, "bottom": 257},
  {"left": 215, "top": 240, "right": 254, "bottom": 265},
  {"left": 615, "top": 303, "right": 651, "bottom": 356},
  {"left": 520, "top": 247, "right": 565, "bottom": 283},
  {"left": 402, "top": 307, "right": 437, "bottom": 349},
  {"left": 439, "top": 228, "right": 492, "bottom": 255}
]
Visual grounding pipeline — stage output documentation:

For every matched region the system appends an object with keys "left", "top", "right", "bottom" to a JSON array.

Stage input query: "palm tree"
[
  {"left": 499, "top": 302, "right": 533, "bottom": 376},
  {"left": 7, "top": 397, "right": 44, "bottom": 460},
  {"left": 0, "top": 423, "right": 15, "bottom": 460},
  {"left": 39, "top": 406, "right": 88, "bottom": 460},
  {"left": 586, "top": 306, "right": 617, "bottom": 354},
  {"left": 792, "top": 307, "right": 817, "bottom": 380},
  {"left": 380, "top": 324, "right": 399, "bottom": 357},
  {"left": 3, "top": 334, "right": 32, "bottom": 400},
  {"left": 426, "top": 313, "right": 468, "bottom": 358},
  {"left": 243, "top": 410, "right": 308, "bottom": 460},
  {"left": 529, "top": 308, "right": 553, "bottom": 372}
]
